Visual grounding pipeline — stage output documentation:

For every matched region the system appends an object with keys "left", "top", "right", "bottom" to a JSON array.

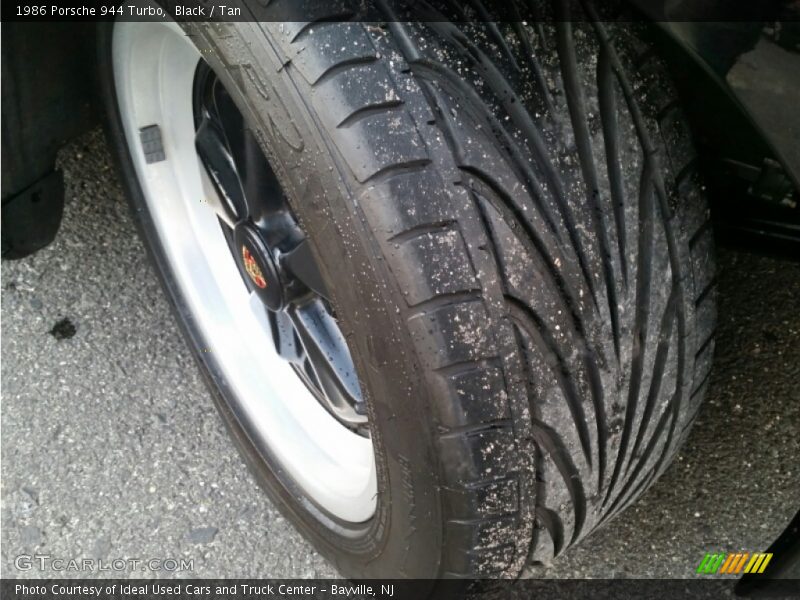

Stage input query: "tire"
[{"left": 99, "top": 4, "right": 716, "bottom": 582}]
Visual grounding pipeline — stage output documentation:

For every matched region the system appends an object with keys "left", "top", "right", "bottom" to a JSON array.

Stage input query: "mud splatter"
[{"left": 49, "top": 318, "right": 76, "bottom": 340}]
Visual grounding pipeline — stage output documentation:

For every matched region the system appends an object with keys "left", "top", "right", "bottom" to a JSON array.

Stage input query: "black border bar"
[{"left": 3, "top": 0, "right": 800, "bottom": 23}]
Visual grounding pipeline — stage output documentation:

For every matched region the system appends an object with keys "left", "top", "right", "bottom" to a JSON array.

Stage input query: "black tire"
[{"left": 100, "top": 8, "right": 716, "bottom": 581}]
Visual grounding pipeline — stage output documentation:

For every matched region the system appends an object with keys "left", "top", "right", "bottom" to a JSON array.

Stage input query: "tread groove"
[
  {"left": 690, "top": 368, "right": 713, "bottom": 399},
  {"left": 510, "top": 21, "right": 557, "bottom": 117},
  {"left": 603, "top": 157, "right": 657, "bottom": 507},
  {"left": 530, "top": 419, "right": 587, "bottom": 545},
  {"left": 433, "top": 358, "right": 504, "bottom": 379},
  {"left": 462, "top": 168, "right": 589, "bottom": 343},
  {"left": 556, "top": 21, "right": 623, "bottom": 360},
  {"left": 311, "top": 55, "right": 378, "bottom": 87},
  {"left": 361, "top": 158, "right": 432, "bottom": 186},
  {"left": 625, "top": 285, "right": 679, "bottom": 475},
  {"left": 439, "top": 420, "right": 514, "bottom": 440},
  {"left": 387, "top": 220, "right": 458, "bottom": 245},
  {"left": 689, "top": 219, "right": 713, "bottom": 250},
  {"left": 406, "top": 290, "right": 484, "bottom": 317},
  {"left": 414, "top": 60, "right": 567, "bottom": 249},
  {"left": 336, "top": 100, "right": 405, "bottom": 128},
  {"left": 694, "top": 276, "right": 717, "bottom": 308},
  {"left": 695, "top": 329, "right": 717, "bottom": 360},
  {"left": 506, "top": 296, "right": 593, "bottom": 470},
  {"left": 602, "top": 401, "right": 678, "bottom": 520},
  {"left": 587, "top": 17, "right": 693, "bottom": 521},
  {"left": 534, "top": 506, "right": 565, "bottom": 556},
  {"left": 597, "top": 45, "right": 629, "bottom": 288},
  {"left": 290, "top": 16, "right": 356, "bottom": 44},
  {"left": 411, "top": 45, "right": 603, "bottom": 312}
]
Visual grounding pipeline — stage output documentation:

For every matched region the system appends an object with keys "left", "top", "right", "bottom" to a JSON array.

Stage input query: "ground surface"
[{"left": 2, "top": 130, "right": 798, "bottom": 579}]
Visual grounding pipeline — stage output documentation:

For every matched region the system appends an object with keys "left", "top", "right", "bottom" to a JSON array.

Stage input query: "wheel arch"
[{"left": 1, "top": 21, "right": 99, "bottom": 258}]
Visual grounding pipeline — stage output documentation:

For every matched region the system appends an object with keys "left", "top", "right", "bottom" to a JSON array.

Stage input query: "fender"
[{"left": 1, "top": 21, "right": 98, "bottom": 258}]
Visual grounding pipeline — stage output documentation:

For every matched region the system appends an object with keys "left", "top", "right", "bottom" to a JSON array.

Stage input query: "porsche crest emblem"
[{"left": 242, "top": 246, "right": 267, "bottom": 289}]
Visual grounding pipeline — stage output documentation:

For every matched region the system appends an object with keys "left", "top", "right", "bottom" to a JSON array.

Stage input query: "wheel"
[{"left": 99, "top": 2, "right": 716, "bottom": 581}]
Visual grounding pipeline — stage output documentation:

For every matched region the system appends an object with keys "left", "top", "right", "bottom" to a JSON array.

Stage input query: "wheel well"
[
  {"left": 648, "top": 22, "right": 800, "bottom": 255},
  {"left": 1, "top": 21, "right": 99, "bottom": 258}
]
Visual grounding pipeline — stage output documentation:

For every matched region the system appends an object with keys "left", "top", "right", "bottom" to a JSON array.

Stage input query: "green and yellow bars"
[{"left": 697, "top": 552, "right": 773, "bottom": 575}]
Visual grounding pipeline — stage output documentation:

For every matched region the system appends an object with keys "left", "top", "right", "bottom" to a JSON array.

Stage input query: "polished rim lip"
[{"left": 111, "top": 16, "right": 377, "bottom": 523}]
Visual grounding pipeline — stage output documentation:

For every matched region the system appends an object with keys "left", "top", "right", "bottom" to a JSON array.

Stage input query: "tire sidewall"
[{"left": 97, "top": 19, "right": 444, "bottom": 580}]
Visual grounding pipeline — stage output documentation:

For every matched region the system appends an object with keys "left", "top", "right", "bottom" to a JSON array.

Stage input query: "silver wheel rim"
[{"left": 112, "top": 16, "right": 377, "bottom": 523}]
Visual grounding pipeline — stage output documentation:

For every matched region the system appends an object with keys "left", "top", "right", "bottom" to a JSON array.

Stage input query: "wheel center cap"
[
  {"left": 242, "top": 246, "right": 267, "bottom": 289},
  {"left": 233, "top": 222, "right": 284, "bottom": 311}
]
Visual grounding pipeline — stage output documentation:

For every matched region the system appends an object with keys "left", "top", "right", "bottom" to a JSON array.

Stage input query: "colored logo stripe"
[
  {"left": 744, "top": 553, "right": 773, "bottom": 574},
  {"left": 697, "top": 553, "right": 726, "bottom": 574},
  {"left": 697, "top": 552, "right": 773, "bottom": 575},
  {"left": 719, "top": 553, "right": 750, "bottom": 574}
]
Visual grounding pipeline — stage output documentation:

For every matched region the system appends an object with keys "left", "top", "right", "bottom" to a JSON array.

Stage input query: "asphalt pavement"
[{"left": 2, "top": 129, "right": 798, "bottom": 579}]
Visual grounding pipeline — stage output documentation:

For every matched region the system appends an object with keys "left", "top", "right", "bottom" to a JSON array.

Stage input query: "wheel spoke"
[
  {"left": 194, "top": 112, "right": 247, "bottom": 221},
  {"left": 288, "top": 299, "right": 365, "bottom": 423},
  {"left": 212, "top": 83, "right": 285, "bottom": 224},
  {"left": 268, "top": 309, "right": 303, "bottom": 364},
  {"left": 198, "top": 165, "right": 236, "bottom": 229},
  {"left": 280, "top": 238, "right": 331, "bottom": 300}
]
